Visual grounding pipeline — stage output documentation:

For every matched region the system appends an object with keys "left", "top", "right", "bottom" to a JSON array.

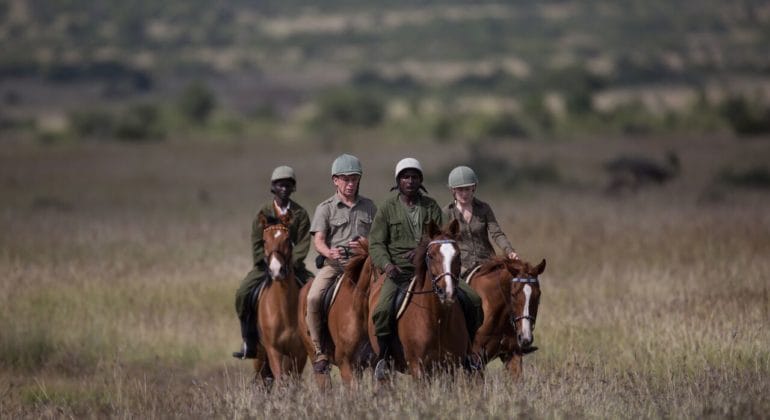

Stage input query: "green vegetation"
[{"left": 1, "top": 1, "right": 769, "bottom": 143}]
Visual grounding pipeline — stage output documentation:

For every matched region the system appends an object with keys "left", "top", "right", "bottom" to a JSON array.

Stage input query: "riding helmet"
[
  {"left": 331, "top": 154, "right": 363, "bottom": 176},
  {"left": 448, "top": 166, "right": 478, "bottom": 188}
]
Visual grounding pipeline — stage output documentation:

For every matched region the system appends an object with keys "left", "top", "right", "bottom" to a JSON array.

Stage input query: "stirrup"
[
  {"left": 374, "top": 359, "right": 390, "bottom": 381},
  {"left": 232, "top": 341, "right": 257, "bottom": 360},
  {"left": 466, "top": 353, "right": 484, "bottom": 371}
]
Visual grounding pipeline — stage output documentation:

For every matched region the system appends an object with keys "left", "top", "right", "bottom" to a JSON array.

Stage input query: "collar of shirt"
[
  {"left": 273, "top": 200, "right": 291, "bottom": 216},
  {"left": 333, "top": 193, "right": 359, "bottom": 209}
]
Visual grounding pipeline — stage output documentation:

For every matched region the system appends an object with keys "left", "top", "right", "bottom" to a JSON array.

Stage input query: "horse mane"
[
  {"left": 412, "top": 235, "right": 431, "bottom": 288},
  {"left": 475, "top": 256, "right": 526, "bottom": 277},
  {"left": 343, "top": 238, "right": 370, "bottom": 284}
]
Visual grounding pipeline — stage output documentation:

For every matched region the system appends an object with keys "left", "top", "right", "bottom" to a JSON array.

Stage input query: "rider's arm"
[
  {"left": 368, "top": 202, "right": 393, "bottom": 271},
  {"left": 292, "top": 207, "right": 312, "bottom": 266},
  {"left": 250, "top": 210, "right": 266, "bottom": 267},
  {"left": 485, "top": 204, "right": 515, "bottom": 256}
]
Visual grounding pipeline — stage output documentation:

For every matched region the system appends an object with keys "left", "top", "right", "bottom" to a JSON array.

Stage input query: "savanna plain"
[{"left": 1, "top": 135, "right": 768, "bottom": 418}]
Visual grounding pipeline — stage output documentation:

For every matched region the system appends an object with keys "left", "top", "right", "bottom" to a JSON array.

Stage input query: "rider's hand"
[
  {"left": 384, "top": 263, "right": 403, "bottom": 279},
  {"left": 508, "top": 251, "right": 520, "bottom": 261},
  {"left": 328, "top": 247, "right": 343, "bottom": 260}
]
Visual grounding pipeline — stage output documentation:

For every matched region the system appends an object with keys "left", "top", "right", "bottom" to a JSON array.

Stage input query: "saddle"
[{"left": 315, "top": 272, "right": 348, "bottom": 353}]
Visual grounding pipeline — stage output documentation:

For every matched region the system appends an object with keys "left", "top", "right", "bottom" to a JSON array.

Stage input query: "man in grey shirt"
[{"left": 307, "top": 154, "right": 377, "bottom": 373}]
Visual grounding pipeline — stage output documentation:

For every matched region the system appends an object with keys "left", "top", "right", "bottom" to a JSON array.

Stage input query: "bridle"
[
  {"left": 425, "top": 239, "right": 460, "bottom": 300},
  {"left": 503, "top": 275, "right": 540, "bottom": 330},
  {"left": 263, "top": 224, "right": 292, "bottom": 279}
]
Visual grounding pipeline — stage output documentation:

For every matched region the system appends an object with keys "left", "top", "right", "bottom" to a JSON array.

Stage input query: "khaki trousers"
[{"left": 306, "top": 263, "right": 342, "bottom": 353}]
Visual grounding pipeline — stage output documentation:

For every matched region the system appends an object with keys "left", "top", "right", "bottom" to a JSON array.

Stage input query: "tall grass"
[{"left": 1, "top": 136, "right": 768, "bottom": 417}]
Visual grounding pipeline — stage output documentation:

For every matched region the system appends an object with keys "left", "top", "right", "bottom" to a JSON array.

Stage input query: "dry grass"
[{"left": 1, "top": 135, "right": 768, "bottom": 418}]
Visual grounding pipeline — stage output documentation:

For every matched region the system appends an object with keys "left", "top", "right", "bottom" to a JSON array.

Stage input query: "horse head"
[
  {"left": 260, "top": 213, "right": 293, "bottom": 282},
  {"left": 420, "top": 219, "right": 461, "bottom": 306},
  {"left": 506, "top": 258, "right": 545, "bottom": 350}
]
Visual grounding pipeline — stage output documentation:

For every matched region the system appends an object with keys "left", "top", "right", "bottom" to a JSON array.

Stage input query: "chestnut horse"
[
  {"left": 298, "top": 239, "right": 376, "bottom": 389},
  {"left": 468, "top": 257, "right": 545, "bottom": 379},
  {"left": 368, "top": 220, "right": 470, "bottom": 381},
  {"left": 252, "top": 214, "right": 307, "bottom": 386}
]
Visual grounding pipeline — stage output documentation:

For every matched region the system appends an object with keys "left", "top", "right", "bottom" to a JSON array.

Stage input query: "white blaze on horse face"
[
  {"left": 520, "top": 284, "right": 533, "bottom": 341},
  {"left": 268, "top": 253, "right": 283, "bottom": 278},
  {"left": 438, "top": 243, "right": 456, "bottom": 299}
]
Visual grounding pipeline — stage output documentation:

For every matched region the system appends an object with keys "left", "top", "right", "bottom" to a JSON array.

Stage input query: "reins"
[{"left": 392, "top": 239, "right": 460, "bottom": 298}]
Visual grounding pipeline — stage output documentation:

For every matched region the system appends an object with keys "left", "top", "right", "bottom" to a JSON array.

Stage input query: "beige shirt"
[{"left": 311, "top": 194, "right": 377, "bottom": 250}]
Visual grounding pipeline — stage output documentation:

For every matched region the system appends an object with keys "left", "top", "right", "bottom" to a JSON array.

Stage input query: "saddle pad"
[
  {"left": 464, "top": 265, "right": 483, "bottom": 285},
  {"left": 395, "top": 276, "right": 417, "bottom": 320}
]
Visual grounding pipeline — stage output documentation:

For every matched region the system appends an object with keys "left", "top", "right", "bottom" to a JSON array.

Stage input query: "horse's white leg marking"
[
  {"left": 439, "top": 243, "right": 456, "bottom": 299},
  {"left": 521, "top": 284, "right": 533, "bottom": 341}
]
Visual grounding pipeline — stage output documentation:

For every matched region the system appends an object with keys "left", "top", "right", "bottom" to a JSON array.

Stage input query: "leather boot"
[
  {"left": 232, "top": 315, "right": 259, "bottom": 359},
  {"left": 374, "top": 335, "right": 392, "bottom": 380},
  {"left": 312, "top": 342, "right": 330, "bottom": 374}
]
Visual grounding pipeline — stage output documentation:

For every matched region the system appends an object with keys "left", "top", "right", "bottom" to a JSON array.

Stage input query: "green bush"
[
  {"left": 717, "top": 166, "right": 770, "bottom": 189},
  {"left": 719, "top": 96, "right": 770, "bottom": 136},
  {"left": 314, "top": 89, "right": 384, "bottom": 127},
  {"left": 177, "top": 81, "right": 216, "bottom": 124},
  {"left": 69, "top": 110, "right": 116, "bottom": 138},
  {"left": 114, "top": 103, "right": 164, "bottom": 141}
]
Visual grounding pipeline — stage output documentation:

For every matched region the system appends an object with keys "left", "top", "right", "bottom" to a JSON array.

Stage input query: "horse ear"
[
  {"left": 446, "top": 219, "right": 460, "bottom": 239},
  {"left": 534, "top": 259, "right": 546, "bottom": 275},
  {"left": 258, "top": 212, "right": 268, "bottom": 227},
  {"left": 425, "top": 220, "right": 440, "bottom": 238}
]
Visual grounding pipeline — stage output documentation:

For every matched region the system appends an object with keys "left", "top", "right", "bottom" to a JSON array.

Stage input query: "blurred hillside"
[{"left": 2, "top": 0, "right": 770, "bottom": 142}]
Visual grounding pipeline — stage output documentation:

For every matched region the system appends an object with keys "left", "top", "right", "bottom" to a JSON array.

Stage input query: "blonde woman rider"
[{"left": 443, "top": 166, "right": 519, "bottom": 281}]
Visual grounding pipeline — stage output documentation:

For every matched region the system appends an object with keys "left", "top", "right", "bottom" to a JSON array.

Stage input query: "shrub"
[
  {"left": 114, "top": 103, "right": 164, "bottom": 141},
  {"left": 315, "top": 89, "right": 384, "bottom": 127},
  {"left": 177, "top": 81, "right": 216, "bottom": 124},
  {"left": 69, "top": 110, "right": 116, "bottom": 138},
  {"left": 717, "top": 166, "right": 770, "bottom": 189},
  {"left": 719, "top": 96, "right": 770, "bottom": 136}
]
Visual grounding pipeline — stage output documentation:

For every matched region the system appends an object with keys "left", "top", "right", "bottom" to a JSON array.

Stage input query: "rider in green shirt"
[
  {"left": 232, "top": 166, "right": 313, "bottom": 359},
  {"left": 369, "top": 158, "right": 483, "bottom": 378}
]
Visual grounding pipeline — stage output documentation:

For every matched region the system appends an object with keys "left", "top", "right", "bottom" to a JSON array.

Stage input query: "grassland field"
[{"left": 0, "top": 134, "right": 768, "bottom": 418}]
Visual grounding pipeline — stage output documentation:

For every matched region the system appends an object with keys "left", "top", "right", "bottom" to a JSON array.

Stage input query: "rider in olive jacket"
[
  {"left": 232, "top": 166, "right": 313, "bottom": 360},
  {"left": 369, "top": 158, "right": 483, "bottom": 379}
]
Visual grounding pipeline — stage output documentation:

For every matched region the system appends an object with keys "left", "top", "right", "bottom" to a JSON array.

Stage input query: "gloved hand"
[{"left": 384, "top": 263, "right": 403, "bottom": 279}]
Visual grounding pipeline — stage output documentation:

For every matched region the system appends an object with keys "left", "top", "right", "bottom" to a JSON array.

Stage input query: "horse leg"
[
  {"left": 265, "top": 347, "right": 285, "bottom": 386},
  {"left": 252, "top": 345, "right": 274, "bottom": 388},
  {"left": 505, "top": 353, "right": 524, "bottom": 381},
  {"left": 338, "top": 359, "right": 356, "bottom": 388}
]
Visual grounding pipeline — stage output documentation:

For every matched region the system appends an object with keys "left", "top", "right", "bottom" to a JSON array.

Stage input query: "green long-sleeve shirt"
[
  {"left": 369, "top": 193, "right": 445, "bottom": 272},
  {"left": 251, "top": 199, "right": 311, "bottom": 273}
]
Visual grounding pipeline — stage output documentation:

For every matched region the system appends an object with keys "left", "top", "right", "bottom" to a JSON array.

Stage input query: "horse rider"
[
  {"left": 232, "top": 165, "right": 314, "bottom": 359},
  {"left": 306, "top": 154, "right": 377, "bottom": 373},
  {"left": 443, "top": 165, "right": 519, "bottom": 279},
  {"left": 368, "top": 158, "right": 484, "bottom": 378}
]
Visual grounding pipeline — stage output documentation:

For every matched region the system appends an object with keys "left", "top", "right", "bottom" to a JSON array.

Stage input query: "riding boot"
[
  {"left": 374, "top": 335, "right": 392, "bottom": 381},
  {"left": 232, "top": 313, "right": 259, "bottom": 359},
  {"left": 312, "top": 342, "right": 330, "bottom": 374},
  {"left": 456, "top": 289, "right": 479, "bottom": 343}
]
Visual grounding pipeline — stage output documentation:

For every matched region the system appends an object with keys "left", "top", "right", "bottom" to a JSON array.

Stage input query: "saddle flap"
[{"left": 395, "top": 276, "right": 417, "bottom": 320}]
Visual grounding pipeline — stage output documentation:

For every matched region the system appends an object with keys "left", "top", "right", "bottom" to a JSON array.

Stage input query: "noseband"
[
  {"left": 426, "top": 239, "right": 459, "bottom": 299},
  {"left": 508, "top": 276, "right": 539, "bottom": 329}
]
